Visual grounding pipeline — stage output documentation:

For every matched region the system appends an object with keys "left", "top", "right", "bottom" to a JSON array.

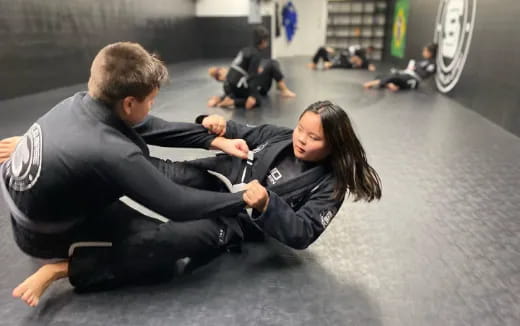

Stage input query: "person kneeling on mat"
[
  {"left": 207, "top": 58, "right": 296, "bottom": 108},
  {"left": 363, "top": 43, "right": 437, "bottom": 92},
  {"left": 208, "top": 26, "right": 270, "bottom": 110}
]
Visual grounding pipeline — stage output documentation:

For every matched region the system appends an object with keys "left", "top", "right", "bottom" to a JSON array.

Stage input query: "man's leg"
[{"left": 65, "top": 199, "right": 239, "bottom": 292}]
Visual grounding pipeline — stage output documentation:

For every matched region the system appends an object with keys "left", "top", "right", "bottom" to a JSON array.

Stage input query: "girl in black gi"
[{"left": 363, "top": 43, "right": 437, "bottom": 91}]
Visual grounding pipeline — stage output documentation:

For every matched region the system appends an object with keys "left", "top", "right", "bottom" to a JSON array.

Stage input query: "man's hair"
[{"left": 88, "top": 42, "right": 168, "bottom": 106}]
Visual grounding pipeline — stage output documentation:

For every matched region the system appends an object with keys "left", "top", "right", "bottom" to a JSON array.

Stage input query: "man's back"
[{"left": 5, "top": 92, "right": 142, "bottom": 223}]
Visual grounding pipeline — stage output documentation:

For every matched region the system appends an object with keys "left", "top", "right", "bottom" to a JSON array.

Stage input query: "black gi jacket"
[
  {"left": 414, "top": 58, "right": 436, "bottom": 80},
  {"left": 224, "top": 46, "right": 264, "bottom": 101},
  {"left": 190, "top": 118, "right": 343, "bottom": 249},
  {"left": 2, "top": 92, "right": 245, "bottom": 236}
]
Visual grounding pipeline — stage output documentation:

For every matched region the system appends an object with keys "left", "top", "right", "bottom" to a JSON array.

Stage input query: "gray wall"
[
  {"left": 384, "top": 0, "right": 520, "bottom": 137},
  {"left": 197, "top": 16, "right": 271, "bottom": 59},
  {"left": 0, "top": 0, "right": 198, "bottom": 100},
  {"left": 0, "top": 0, "right": 272, "bottom": 100}
]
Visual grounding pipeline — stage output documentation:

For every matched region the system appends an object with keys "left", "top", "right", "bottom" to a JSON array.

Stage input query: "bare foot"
[
  {"left": 386, "top": 83, "right": 400, "bottom": 92},
  {"left": 12, "top": 262, "right": 68, "bottom": 307},
  {"left": 363, "top": 80, "right": 379, "bottom": 89},
  {"left": 245, "top": 96, "right": 257, "bottom": 110},
  {"left": 323, "top": 62, "right": 333, "bottom": 70},
  {"left": 307, "top": 63, "right": 317, "bottom": 70},
  {"left": 280, "top": 89, "right": 296, "bottom": 98},
  {"left": 218, "top": 96, "right": 235, "bottom": 109},
  {"left": 207, "top": 96, "right": 221, "bottom": 107}
]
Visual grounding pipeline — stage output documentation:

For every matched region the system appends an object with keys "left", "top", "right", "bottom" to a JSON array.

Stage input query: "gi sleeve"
[
  {"left": 105, "top": 150, "right": 246, "bottom": 221},
  {"left": 250, "top": 179, "right": 342, "bottom": 249},
  {"left": 224, "top": 120, "right": 292, "bottom": 149},
  {"left": 134, "top": 115, "right": 217, "bottom": 149}
]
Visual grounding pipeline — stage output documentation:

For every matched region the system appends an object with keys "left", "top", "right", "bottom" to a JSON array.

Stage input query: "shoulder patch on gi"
[
  {"left": 9, "top": 123, "right": 43, "bottom": 191},
  {"left": 320, "top": 209, "right": 334, "bottom": 228}
]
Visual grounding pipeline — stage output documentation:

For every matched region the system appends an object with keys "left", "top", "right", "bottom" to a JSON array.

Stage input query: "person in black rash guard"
[
  {"left": 206, "top": 58, "right": 296, "bottom": 108},
  {"left": 308, "top": 45, "right": 376, "bottom": 71},
  {"left": 0, "top": 42, "right": 252, "bottom": 307},
  {"left": 16, "top": 101, "right": 383, "bottom": 297},
  {"left": 363, "top": 43, "right": 437, "bottom": 91},
  {"left": 210, "top": 26, "right": 271, "bottom": 110}
]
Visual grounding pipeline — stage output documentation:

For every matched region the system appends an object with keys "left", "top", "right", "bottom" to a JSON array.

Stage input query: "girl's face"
[
  {"left": 422, "top": 47, "right": 432, "bottom": 59},
  {"left": 292, "top": 112, "right": 331, "bottom": 162}
]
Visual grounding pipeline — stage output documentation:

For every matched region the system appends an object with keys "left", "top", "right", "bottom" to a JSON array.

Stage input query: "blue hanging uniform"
[{"left": 282, "top": 1, "right": 297, "bottom": 42}]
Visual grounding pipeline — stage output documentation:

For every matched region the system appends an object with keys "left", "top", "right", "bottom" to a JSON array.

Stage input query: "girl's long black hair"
[{"left": 301, "top": 101, "right": 382, "bottom": 202}]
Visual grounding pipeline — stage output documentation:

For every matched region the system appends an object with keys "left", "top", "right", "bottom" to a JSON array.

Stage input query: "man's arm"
[
  {"left": 197, "top": 115, "right": 292, "bottom": 149},
  {"left": 107, "top": 149, "right": 246, "bottom": 220}
]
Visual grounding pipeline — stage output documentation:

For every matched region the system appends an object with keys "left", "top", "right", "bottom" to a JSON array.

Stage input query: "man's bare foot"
[
  {"left": 218, "top": 96, "right": 235, "bottom": 109},
  {"left": 386, "top": 83, "right": 400, "bottom": 92},
  {"left": 280, "top": 89, "right": 296, "bottom": 98},
  {"left": 12, "top": 261, "right": 68, "bottom": 307},
  {"left": 307, "top": 63, "right": 317, "bottom": 70}
]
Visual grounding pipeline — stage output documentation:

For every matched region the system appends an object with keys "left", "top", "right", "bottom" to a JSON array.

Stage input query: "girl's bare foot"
[
  {"left": 386, "top": 83, "right": 400, "bottom": 92},
  {"left": 323, "top": 62, "right": 333, "bottom": 69},
  {"left": 12, "top": 261, "right": 68, "bottom": 307},
  {"left": 307, "top": 63, "right": 317, "bottom": 70}
]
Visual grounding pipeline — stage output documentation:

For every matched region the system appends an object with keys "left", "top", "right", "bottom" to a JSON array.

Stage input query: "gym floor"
[{"left": 1, "top": 57, "right": 519, "bottom": 326}]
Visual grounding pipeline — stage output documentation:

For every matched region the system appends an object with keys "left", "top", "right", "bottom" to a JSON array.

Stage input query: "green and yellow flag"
[{"left": 391, "top": 0, "right": 410, "bottom": 58}]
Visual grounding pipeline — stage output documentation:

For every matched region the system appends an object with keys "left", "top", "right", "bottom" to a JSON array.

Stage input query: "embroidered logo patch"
[
  {"left": 267, "top": 167, "right": 282, "bottom": 185},
  {"left": 320, "top": 210, "right": 334, "bottom": 228},
  {"left": 9, "top": 123, "right": 43, "bottom": 191}
]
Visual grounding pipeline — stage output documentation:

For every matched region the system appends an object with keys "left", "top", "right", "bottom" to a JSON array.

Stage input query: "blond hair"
[{"left": 88, "top": 42, "right": 168, "bottom": 106}]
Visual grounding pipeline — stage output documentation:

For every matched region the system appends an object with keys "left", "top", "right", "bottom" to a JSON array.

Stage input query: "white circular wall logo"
[
  {"left": 9, "top": 123, "right": 43, "bottom": 191},
  {"left": 434, "top": 0, "right": 477, "bottom": 93}
]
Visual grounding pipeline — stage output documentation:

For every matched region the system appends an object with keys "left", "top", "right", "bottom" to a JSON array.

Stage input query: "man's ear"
[{"left": 122, "top": 96, "right": 135, "bottom": 116}]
